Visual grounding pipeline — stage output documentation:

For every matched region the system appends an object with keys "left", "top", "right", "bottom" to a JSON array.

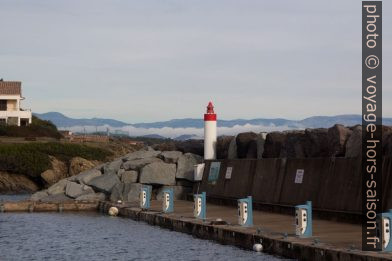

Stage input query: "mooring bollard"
[
  {"left": 238, "top": 196, "right": 253, "bottom": 227},
  {"left": 253, "top": 243, "right": 263, "bottom": 252},
  {"left": 193, "top": 192, "right": 206, "bottom": 220},
  {"left": 140, "top": 185, "right": 152, "bottom": 210},
  {"left": 108, "top": 207, "right": 119, "bottom": 216},
  {"left": 295, "top": 201, "right": 312, "bottom": 238},
  {"left": 376, "top": 210, "right": 392, "bottom": 252},
  {"left": 58, "top": 203, "right": 64, "bottom": 213},
  {"left": 162, "top": 188, "right": 174, "bottom": 213}
]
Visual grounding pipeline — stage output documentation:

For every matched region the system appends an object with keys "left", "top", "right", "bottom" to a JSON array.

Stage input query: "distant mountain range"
[{"left": 34, "top": 112, "right": 392, "bottom": 129}]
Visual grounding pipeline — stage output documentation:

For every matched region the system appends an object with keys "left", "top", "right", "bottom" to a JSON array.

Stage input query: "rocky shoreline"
[
  {"left": 0, "top": 156, "right": 101, "bottom": 194},
  {"left": 30, "top": 148, "right": 202, "bottom": 203}
]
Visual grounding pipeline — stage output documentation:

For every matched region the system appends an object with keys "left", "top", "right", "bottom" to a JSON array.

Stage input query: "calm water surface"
[{"left": 0, "top": 195, "right": 288, "bottom": 261}]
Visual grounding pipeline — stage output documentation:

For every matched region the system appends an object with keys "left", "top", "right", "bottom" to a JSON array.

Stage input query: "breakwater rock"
[
  {"left": 219, "top": 124, "right": 392, "bottom": 159},
  {"left": 0, "top": 171, "right": 39, "bottom": 193},
  {"left": 152, "top": 124, "right": 392, "bottom": 159},
  {"left": 31, "top": 148, "right": 202, "bottom": 203}
]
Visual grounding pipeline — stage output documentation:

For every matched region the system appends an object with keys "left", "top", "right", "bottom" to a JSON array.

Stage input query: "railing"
[
  {"left": 0, "top": 108, "right": 31, "bottom": 112},
  {"left": 0, "top": 110, "right": 32, "bottom": 118}
]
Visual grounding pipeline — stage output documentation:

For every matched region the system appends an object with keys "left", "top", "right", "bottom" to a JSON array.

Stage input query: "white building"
[{"left": 0, "top": 80, "right": 32, "bottom": 126}]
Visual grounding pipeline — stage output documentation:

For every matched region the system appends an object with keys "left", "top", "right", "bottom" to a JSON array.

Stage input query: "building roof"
[{"left": 0, "top": 81, "right": 22, "bottom": 95}]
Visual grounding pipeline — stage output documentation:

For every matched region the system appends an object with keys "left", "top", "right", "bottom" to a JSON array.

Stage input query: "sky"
[{"left": 0, "top": 0, "right": 391, "bottom": 123}]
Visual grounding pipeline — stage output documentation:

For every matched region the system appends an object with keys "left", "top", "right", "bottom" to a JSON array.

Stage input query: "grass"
[{"left": 0, "top": 142, "right": 112, "bottom": 178}]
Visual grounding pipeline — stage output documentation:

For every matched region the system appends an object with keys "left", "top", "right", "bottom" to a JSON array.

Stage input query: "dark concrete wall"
[{"left": 198, "top": 157, "right": 392, "bottom": 214}]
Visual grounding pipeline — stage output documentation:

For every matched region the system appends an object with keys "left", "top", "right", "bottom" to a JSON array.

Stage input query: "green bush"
[
  {"left": 0, "top": 142, "right": 112, "bottom": 178},
  {"left": 0, "top": 116, "right": 61, "bottom": 138}
]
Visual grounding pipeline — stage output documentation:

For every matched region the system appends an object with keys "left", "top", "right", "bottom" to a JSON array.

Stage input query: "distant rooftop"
[{"left": 0, "top": 80, "right": 22, "bottom": 95}]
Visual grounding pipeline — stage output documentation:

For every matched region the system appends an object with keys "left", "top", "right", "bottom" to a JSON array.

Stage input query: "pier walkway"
[{"left": 101, "top": 200, "right": 392, "bottom": 261}]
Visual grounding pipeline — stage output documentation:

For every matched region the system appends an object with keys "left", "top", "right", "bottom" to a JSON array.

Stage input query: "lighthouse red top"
[{"left": 204, "top": 101, "right": 217, "bottom": 121}]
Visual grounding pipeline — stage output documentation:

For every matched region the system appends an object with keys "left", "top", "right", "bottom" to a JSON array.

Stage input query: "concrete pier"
[
  {"left": 98, "top": 200, "right": 392, "bottom": 261},
  {"left": 0, "top": 200, "right": 99, "bottom": 212}
]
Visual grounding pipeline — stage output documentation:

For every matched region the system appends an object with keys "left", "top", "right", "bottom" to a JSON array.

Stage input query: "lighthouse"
[{"left": 204, "top": 102, "right": 217, "bottom": 160}]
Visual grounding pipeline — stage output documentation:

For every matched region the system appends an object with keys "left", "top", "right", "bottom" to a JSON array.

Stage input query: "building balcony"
[{"left": 0, "top": 109, "right": 32, "bottom": 120}]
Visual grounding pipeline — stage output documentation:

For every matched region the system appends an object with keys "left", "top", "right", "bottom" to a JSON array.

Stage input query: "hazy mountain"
[
  {"left": 174, "top": 134, "right": 200, "bottom": 141},
  {"left": 34, "top": 112, "right": 128, "bottom": 128},
  {"left": 34, "top": 112, "right": 392, "bottom": 129},
  {"left": 138, "top": 134, "right": 167, "bottom": 139}
]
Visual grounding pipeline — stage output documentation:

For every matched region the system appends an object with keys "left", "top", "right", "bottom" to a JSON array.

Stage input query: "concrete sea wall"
[
  {"left": 196, "top": 157, "right": 392, "bottom": 220},
  {"left": 0, "top": 200, "right": 98, "bottom": 212}
]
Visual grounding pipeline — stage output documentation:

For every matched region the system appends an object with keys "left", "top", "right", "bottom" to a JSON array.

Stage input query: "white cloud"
[{"left": 65, "top": 123, "right": 297, "bottom": 139}]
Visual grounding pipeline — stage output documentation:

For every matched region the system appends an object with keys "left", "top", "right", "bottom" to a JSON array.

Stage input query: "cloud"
[{"left": 65, "top": 123, "right": 298, "bottom": 138}]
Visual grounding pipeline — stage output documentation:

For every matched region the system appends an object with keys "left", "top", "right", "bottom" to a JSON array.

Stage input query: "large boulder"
[
  {"left": 140, "top": 162, "right": 176, "bottom": 185},
  {"left": 256, "top": 133, "right": 267, "bottom": 159},
  {"left": 0, "top": 171, "right": 39, "bottom": 193},
  {"left": 216, "top": 136, "right": 235, "bottom": 159},
  {"left": 40, "top": 194, "right": 73, "bottom": 202},
  {"left": 40, "top": 170, "right": 64, "bottom": 186},
  {"left": 280, "top": 130, "right": 307, "bottom": 158},
  {"left": 176, "top": 153, "right": 203, "bottom": 181},
  {"left": 122, "top": 157, "right": 162, "bottom": 171},
  {"left": 70, "top": 168, "right": 102, "bottom": 185},
  {"left": 124, "top": 183, "right": 143, "bottom": 202},
  {"left": 159, "top": 151, "right": 183, "bottom": 163},
  {"left": 122, "top": 149, "right": 161, "bottom": 161},
  {"left": 384, "top": 133, "right": 392, "bottom": 156},
  {"left": 176, "top": 179, "right": 194, "bottom": 187},
  {"left": 304, "top": 128, "right": 329, "bottom": 157},
  {"left": 76, "top": 192, "right": 106, "bottom": 201},
  {"left": 103, "top": 159, "right": 123, "bottom": 176},
  {"left": 175, "top": 140, "right": 204, "bottom": 157},
  {"left": 110, "top": 183, "right": 143, "bottom": 202},
  {"left": 47, "top": 179, "right": 69, "bottom": 195},
  {"left": 236, "top": 132, "right": 258, "bottom": 158},
  {"left": 69, "top": 157, "right": 96, "bottom": 176},
  {"left": 245, "top": 140, "right": 258, "bottom": 159},
  {"left": 152, "top": 141, "right": 177, "bottom": 152},
  {"left": 327, "top": 124, "right": 352, "bottom": 157},
  {"left": 120, "top": 170, "right": 138, "bottom": 184},
  {"left": 87, "top": 173, "right": 121, "bottom": 194},
  {"left": 262, "top": 132, "right": 287, "bottom": 158},
  {"left": 65, "top": 182, "right": 94, "bottom": 198},
  {"left": 227, "top": 136, "right": 238, "bottom": 159},
  {"left": 383, "top": 126, "right": 392, "bottom": 156},
  {"left": 382, "top": 126, "right": 392, "bottom": 142},
  {"left": 40, "top": 156, "right": 68, "bottom": 186},
  {"left": 345, "top": 125, "right": 362, "bottom": 158},
  {"left": 30, "top": 190, "right": 49, "bottom": 201},
  {"left": 109, "top": 183, "right": 124, "bottom": 202},
  {"left": 156, "top": 185, "right": 192, "bottom": 200}
]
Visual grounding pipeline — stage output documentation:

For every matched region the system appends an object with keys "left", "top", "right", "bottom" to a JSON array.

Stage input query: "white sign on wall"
[
  {"left": 194, "top": 163, "right": 205, "bottom": 181},
  {"left": 294, "top": 169, "right": 304, "bottom": 184},
  {"left": 225, "top": 167, "right": 233, "bottom": 179}
]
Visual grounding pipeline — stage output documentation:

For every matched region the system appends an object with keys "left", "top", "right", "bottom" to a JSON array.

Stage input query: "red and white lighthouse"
[{"left": 204, "top": 101, "right": 217, "bottom": 160}]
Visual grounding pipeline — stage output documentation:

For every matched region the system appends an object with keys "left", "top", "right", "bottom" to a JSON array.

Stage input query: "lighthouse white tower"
[{"left": 204, "top": 101, "right": 217, "bottom": 160}]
